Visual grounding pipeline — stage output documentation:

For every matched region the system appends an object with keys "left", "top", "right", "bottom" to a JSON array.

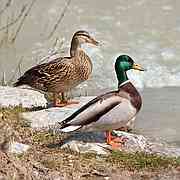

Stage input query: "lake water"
[{"left": 0, "top": 0, "right": 180, "bottom": 145}]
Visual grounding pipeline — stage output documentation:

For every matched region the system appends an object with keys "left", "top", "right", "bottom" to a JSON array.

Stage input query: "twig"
[
  {"left": 47, "top": 0, "right": 72, "bottom": 39},
  {"left": 18, "top": 60, "right": 22, "bottom": 77},
  {"left": 4, "top": 14, "right": 9, "bottom": 44},
  {"left": 11, "top": 0, "right": 37, "bottom": 43},
  {"left": 1, "top": 72, "right": 7, "bottom": 86},
  {"left": 0, "top": 15, "right": 9, "bottom": 47},
  {"left": 0, "top": 0, "right": 12, "bottom": 17},
  {"left": 0, "top": 5, "right": 26, "bottom": 32}
]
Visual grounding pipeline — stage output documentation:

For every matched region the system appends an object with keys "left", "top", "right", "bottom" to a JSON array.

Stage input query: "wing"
[
  {"left": 59, "top": 91, "right": 128, "bottom": 131},
  {"left": 26, "top": 57, "right": 71, "bottom": 78},
  {"left": 14, "top": 57, "right": 72, "bottom": 87}
]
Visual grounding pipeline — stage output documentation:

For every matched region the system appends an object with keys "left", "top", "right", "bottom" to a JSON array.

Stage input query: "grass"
[
  {"left": 37, "top": 149, "right": 180, "bottom": 171},
  {"left": 1, "top": 107, "right": 180, "bottom": 179},
  {"left": 108, "top": 150, "right": 180, "bottom": 170}
]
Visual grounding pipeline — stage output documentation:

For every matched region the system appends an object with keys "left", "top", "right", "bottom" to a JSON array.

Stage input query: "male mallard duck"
[
  {"left": 14, "top": 30, "right": 99, "bottom": 107},
  {"left": 57, "top": 55, "right": 145, "bottom": 148}
]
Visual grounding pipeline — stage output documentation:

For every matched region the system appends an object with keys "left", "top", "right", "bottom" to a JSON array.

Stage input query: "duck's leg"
[
  {"left": 53, "top": 92, "right": 79, "bottom": 107},
  {"left": 61, "top": 92, "right": 79, "bottom": 105},
  {"left": 106, "top": 131, "right": 127, "bottom": 149},
  {"left": 53, "top": 92, "right": 67, "bottom": 107},
  {"left": 53, "top": 93, "right": 62, "bottom": 107}
]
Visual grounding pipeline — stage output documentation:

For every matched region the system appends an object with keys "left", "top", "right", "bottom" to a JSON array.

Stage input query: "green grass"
[
  {"left": 107, "top": 150, "right": 180, "bottom": 170},
  {"left": 30, "top": 149, "right": 180, "bottom": 172}
]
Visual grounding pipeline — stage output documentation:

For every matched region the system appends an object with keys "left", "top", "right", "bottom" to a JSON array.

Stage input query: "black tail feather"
[
  {"left": 13, "top": 75, "right": 28, "bottom": 87},
  {"left": 13, "top": 80, "right": 24, "bottom": 87}
]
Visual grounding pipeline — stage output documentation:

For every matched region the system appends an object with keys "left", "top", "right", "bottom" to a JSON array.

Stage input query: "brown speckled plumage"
[{"left": 14, "top": 30, "right": 98, "bottom": 106}]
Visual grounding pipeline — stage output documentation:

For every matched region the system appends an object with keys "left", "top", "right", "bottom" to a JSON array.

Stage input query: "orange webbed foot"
[
  {"left": 53, "top": 99, "right": 79, "bottom": 107},
  {"left": 65, "top": 100, "right": 79, "bottom": 105},
  {"left": 106, "top": 131, "right": 128, "bottom": 149}
]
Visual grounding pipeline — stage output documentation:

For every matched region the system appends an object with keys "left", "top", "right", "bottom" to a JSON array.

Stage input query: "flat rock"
[
  {"left": 21, "top": 96, "right": 94, "bottom": 129},
  {"left": 0, "top": 86, "right": 47, "bottom": 108}
]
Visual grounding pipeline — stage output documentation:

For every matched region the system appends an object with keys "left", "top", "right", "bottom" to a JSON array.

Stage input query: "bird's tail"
[
  {"left": 13, "top": 80, "right": 24, "bottom": 87},
  {"left": 60, "top": 125, "right": 82, "bottom": 133},
  {"left": 13, "top": 75, "right": 29, "bottom": 87},
  {"left": 53, "top": 121, "right": 82, "bottom": 133}
]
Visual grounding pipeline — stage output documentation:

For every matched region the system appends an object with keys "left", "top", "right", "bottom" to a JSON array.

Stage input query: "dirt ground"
[
  {"left": 1, "top": 108, "right": 180, "bottom": 180},
  {"left": 1, "top": 149, "right": 180, "bottom": 180}
]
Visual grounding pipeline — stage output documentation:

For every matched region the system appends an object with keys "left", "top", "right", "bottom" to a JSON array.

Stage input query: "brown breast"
[
  {"left": 76, "top": 50, "right": 93, "bottom": 80},
  {"left": 120, "top": 82, "right": 142, "bottom": 112}
]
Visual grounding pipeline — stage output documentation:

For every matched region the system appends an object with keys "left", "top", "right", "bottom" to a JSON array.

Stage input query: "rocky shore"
[{"left": 1, "top": 85, "right": 180, "bottom": 179}]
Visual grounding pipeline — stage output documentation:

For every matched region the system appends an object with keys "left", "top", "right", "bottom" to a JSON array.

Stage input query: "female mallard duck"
[
  {"left": 57, "top": 55, "right": 145, "bottom": 148},
  {"left": 14, "top": 30, "right": 99, "bottom": 107}
]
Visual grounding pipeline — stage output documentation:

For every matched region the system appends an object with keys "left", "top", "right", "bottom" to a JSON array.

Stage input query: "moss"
[
  {"left": 32, "top": 131, "right": 65, "bottom": 146},
  {"left": 107, "top": 150, "right": 180, "bottom": 170},
  {"left": 33, "top": 148, "right": 180, "bottom": 174},
  {"left": 41, "top": 159, "right": 59, "bottom": 169}
]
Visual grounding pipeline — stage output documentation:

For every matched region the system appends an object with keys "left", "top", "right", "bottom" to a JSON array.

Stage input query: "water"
[
  {"left": 137, "top": 87, "right": 180, "bottom": 145},
  {"left": 0, "top": 0, "right": 180, "bottom": 144}
]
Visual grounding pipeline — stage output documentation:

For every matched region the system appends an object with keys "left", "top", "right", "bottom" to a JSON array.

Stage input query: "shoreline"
[{"left": 1, "top": 86, "right": 180, "bottom": 179}]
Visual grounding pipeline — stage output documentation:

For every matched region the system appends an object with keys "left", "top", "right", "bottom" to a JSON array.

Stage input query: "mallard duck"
[
  {"left": 57, "top": 55, "right": 145, "bottom": 148},
  {"left": 14, "top": 30, "right": 99, "bottom": 107}
]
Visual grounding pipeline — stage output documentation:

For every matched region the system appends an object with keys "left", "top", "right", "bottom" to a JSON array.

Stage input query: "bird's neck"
[
  {"left": 70, "top": 38, "right": 82, "bottom": 57},
  {"left": 116, "top": 70, "right": 128, "bottom": 87}
]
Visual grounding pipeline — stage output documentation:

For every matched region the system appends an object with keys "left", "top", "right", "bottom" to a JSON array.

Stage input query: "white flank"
[
  {"left": 61, "top": 125, "right": 81, "bottom": 133},
  {"left": 67, "top": 95, "right": 123, "bottom": 125}
]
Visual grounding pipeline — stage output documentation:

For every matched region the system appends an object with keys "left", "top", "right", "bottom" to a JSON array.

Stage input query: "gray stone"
[
  {"left": 113, "top": 131, "right": 180, "bottom": 157},
  {"left": 61, "top": 140, "right": 109, "bottom": 155},
  {"left": 8, "top": 141, "right": 30, "bottom": 154},
  {"left": 60, "top": 131, "right": 180, "bottom": 157},
  {"left": 21, "top": 96, "right": 94, "bottom": 129},
  {"left": 0, "top": 86, "right": 47, "bottom": 108}
]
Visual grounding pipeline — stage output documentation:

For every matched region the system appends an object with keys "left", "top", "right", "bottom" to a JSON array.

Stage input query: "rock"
[
  {"left": 21, "top": 96, "right": 180, "bottom": 157},
  {"left": 60, "top": 131, "right": 180, "bottom": 157},
  {"left": 113, "top": 131, "right": 148, "bottom": 153},
  {"left": 0, "top": 86, "right": 47, "bottom": 108},
  {"left": 8, "top": 142, "right": 30, "bottom": 154},
  {"left": 61, "top": 140, "right": 109, "bottom": 155},
  {"left": 21, "top": 96, "right": 94, "bottom": 129},
  {"left": 113, "top": 131, "right": 180, "bottom": 157}
]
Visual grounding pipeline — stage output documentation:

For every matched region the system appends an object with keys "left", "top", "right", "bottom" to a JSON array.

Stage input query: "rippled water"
[
  {"left": 137, "top": 87, "right": 180, "bottom": 145},
  {"left": 0, "top": 0, "right": 180, "bottom": 89},
  {"left": 0, "top": 0, "right": 180, "bottom": 144}
]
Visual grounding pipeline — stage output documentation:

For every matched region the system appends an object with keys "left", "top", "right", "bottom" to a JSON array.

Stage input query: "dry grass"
[{"left": 0, "top": 107, "right": 180, "bottom": 179}]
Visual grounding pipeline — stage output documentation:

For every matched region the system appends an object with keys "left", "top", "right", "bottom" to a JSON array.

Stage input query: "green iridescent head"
[{"left": 115, "top": 55, "right": 145, "bottom": 85}]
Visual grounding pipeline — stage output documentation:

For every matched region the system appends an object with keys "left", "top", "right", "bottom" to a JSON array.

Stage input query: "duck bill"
[
  {"left": 132, "top": 63, "right": 146, "bottom": 71},
  {"left": 90, "top": 37, "right": 99, "bottom": 46}
]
